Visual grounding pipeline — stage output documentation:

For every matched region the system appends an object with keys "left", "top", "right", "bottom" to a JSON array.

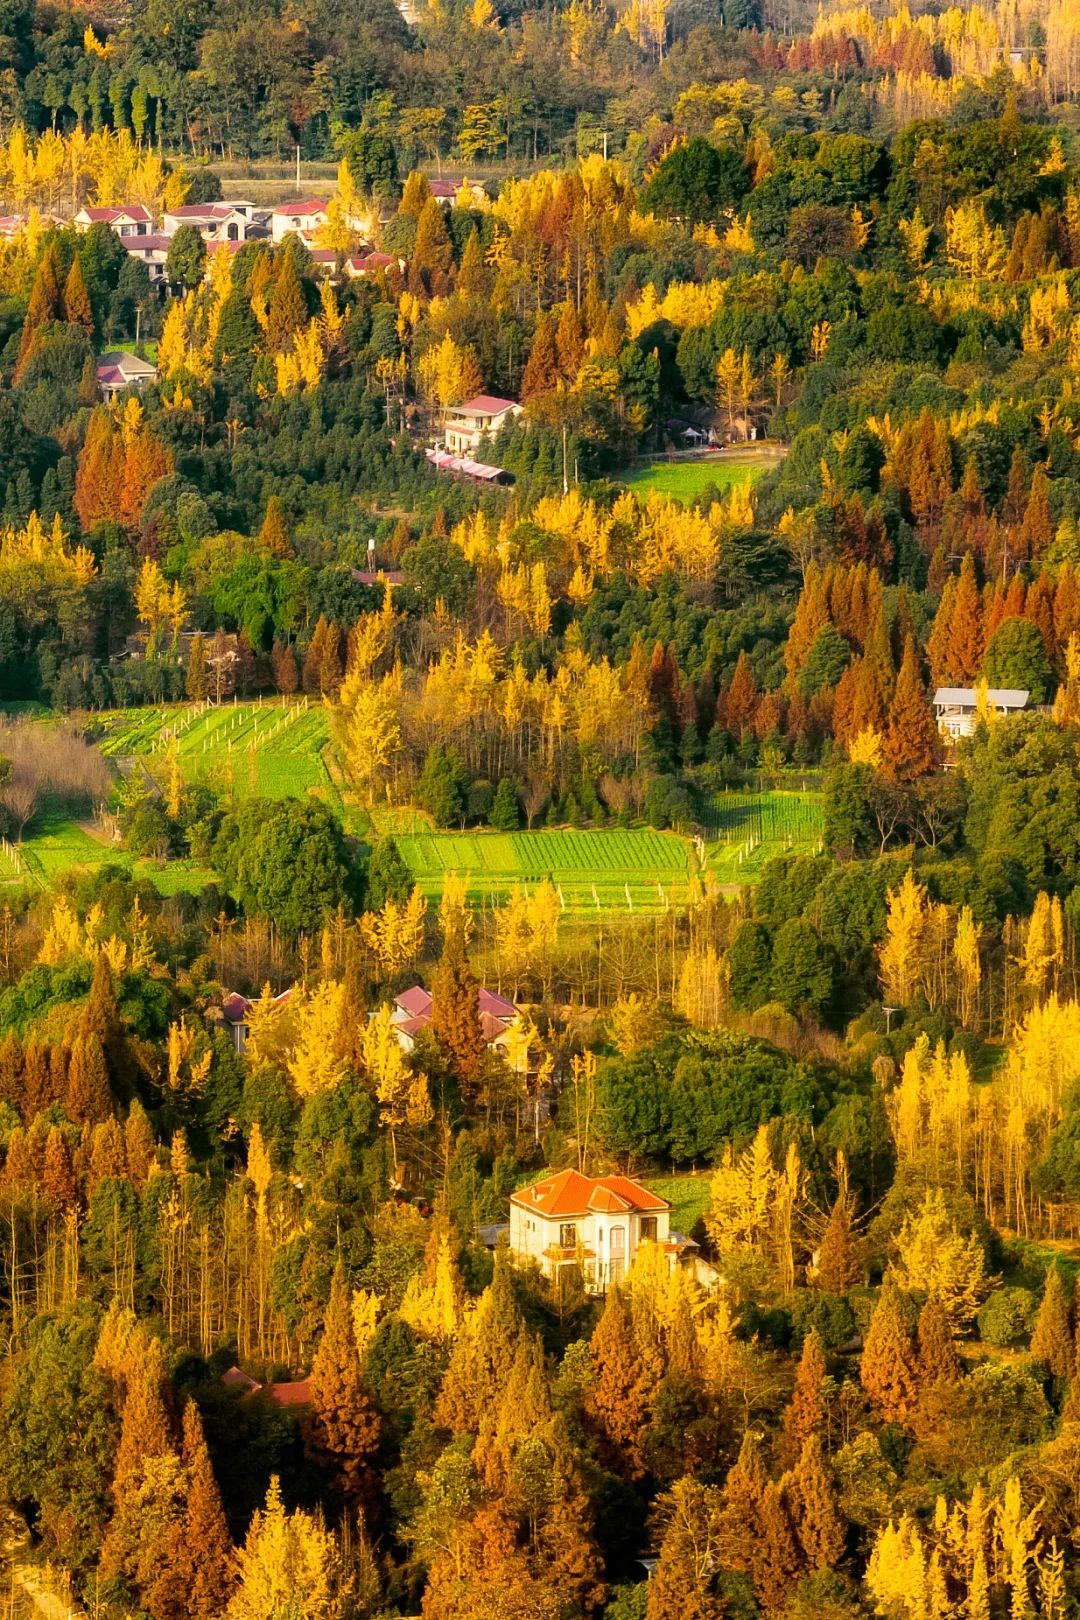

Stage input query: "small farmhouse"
[
  {"left": 509, "top": 1168, "right": 675, "bottom": 1293},
  {"left": 933, "top": 686, "right": 1029, "bottom": 740},
  {"left": 390, "top": 983, "right": 520, "bottom": 1053},
  {"left": 74, "top": 204, "right": 152, "bottom": 237},
  {"left": 218, "top": 986, "right": 293, "bottom": 1053},
  {"left": 163, "top": 201, "right": 264, "bottom": 243},
  {"left": 270, "top": 197, "right": 330, "bottom": 243},
  {"left": 96, "top": 350, "right": 158, "bottom": 400},
  {"left": 443, "top": 394, "right": 522, "bottom": 455}
]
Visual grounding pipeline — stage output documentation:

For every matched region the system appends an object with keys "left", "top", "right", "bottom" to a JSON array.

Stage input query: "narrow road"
[{"left": 2, "top": 1518, "right": 84, "bottom": 1619}]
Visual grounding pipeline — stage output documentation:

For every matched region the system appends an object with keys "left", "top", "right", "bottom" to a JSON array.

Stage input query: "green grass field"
[
  {"left": 394, "top": 827, "right": 692, "bottom": 912},
  {"left": 0, "top": 805, "right": 216, "bottom": 897},
  {"left": 620, "top": 451, "right": 772, "bottom": 502},
  {"left": 99, "top": 700, "right": 338, "bottom": 806},
  {"left": 6, "top": 706, "right": 824, "bottom": 908}
]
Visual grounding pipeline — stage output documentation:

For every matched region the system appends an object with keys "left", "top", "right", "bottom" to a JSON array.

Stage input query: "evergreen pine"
[
  {"left": 185, "top": 633, "right": 208, "bottom": 701},
  {"left": 179, "top": 1399, "right": 235, "bottom": 1617},
  {"left": 430, "top": 925, "right": 486, "bottom": 1090},
  {"left": 521, "top": 314, "right": 557, "bottom": 400},
  {"left": 816, "top": 1189, "right": 861, "bottom": 1292},
  {"left": 781, "top": 1328, "right": 826, "bottom": 1464},
  {"left": 258, "top": 495, "right": 291, "bottom": 557},
  {"left": 586, "top": 1283, "right": 651, "bottom": 1479},
  {"left": 267, "top": 251, "right": 309, "bottom": 350},
  {"left": 66, "top": 1031, "right": 112, "bottom": 1124}
]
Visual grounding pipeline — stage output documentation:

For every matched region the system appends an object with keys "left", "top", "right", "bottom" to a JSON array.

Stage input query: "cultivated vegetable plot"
[
  {"left": 100, "top": 701, "right": 336, "bottom": 804},
  {"left": 395, "top": 828, "right": 692, "bottom": 912},
  {"left": 702, "top": 791, "right": 823, "bottom": 883}
]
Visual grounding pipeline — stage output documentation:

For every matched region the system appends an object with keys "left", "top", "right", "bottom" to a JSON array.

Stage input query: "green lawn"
[
  {"left": 619, "top": 452, "right": 771, "bottom": 502},
  {"left": 0, "top": 808, "right": 216, "bottom": 898}
]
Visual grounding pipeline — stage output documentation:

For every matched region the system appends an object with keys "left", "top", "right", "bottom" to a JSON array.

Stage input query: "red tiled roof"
[
  {"left": 264, "top": 1376, "right": 311, "bottom": 1406},
  {"left": 80, "top": 204, "right": 152, "bottom": 223},
  {"left": 169, "top": 203, "right": 232, "bottom": 219},
  {"left": 395, "top": 1015, "right": 429, "bottom": 1038},
  {"left": 453, "top": 394, "right": 518, "bottom": 416},
  {"left": 222, "top": 986, "right": 293, "bottom": 1023},
  {"left": 478, "top": 987, "right": 517, "bottom": 1019},
  {"left": 393, "top": 984, "right": 517, "bottom": 1033},
  {"left": 395, "top": 984, "right": 432, "bottom": 1016},
  {"left": 272, "top": 197, "right": 329, "bottom": 216},
  {"left": 511, "top": 1168, "right": 670, "bottom": 1220},
  {"left": 352, "top": 568, "right": 405, "bottom": 587},
  {"left": 124, "top": 234, "right": 171, "bottom": 252},
  {"left": 426, "top": 449, "right": 508, "bottom": 482},
  {"left": 222, "top": 1364, "right": 261, "bottom": 1391}
]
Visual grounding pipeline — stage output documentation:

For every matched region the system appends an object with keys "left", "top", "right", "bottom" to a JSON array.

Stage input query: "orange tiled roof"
[{"left": 511, "top": 1168, "right": 669, "bottom": 1219}]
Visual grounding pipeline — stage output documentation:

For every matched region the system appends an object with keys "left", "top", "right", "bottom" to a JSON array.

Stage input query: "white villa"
[
  {"left": 509, "top": 1168, "right": 675, "bottom": 1294},
  {"left": 443, "top": 394, "right": 522, "bottom": 455},
  {"left": 933, "top": 686, "right": 1029, "bottom": 740}
]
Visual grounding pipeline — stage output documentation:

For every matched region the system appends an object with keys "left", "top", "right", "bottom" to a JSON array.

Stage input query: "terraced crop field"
[
  {"left": 100, "top": 701, "right": 337, "bottom": 805},
  {"left": 702, "top": 791, "right": 823, "bottom": 882},
  {"left": 394, "top": 827, "right": 692, "bottom": 911}
]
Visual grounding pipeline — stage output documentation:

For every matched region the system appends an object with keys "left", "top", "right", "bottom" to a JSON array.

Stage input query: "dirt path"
[{"left": 2, "top": 1521, "right": 84, "bottom": 1620}]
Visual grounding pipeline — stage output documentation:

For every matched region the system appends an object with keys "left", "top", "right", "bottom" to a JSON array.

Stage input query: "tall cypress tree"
[
  {"left": 586, "top": 1283, "right": 651, "bottom": 1479},
  {"left": 179, "top": 1399, "right": 235, "bottom": 1618},
  {"left": 860, "top": 1273, "right": 919, "bottom": 1423},
  {"left": 308, "top": 1265, "right": 381, "bottom": 1507},
  {"left": 793, "top": 1434, "right": 845, "bottom": 1569},
  {"left": 62, "top": 254, "right": 95, "bottom": 336},
  {"left": 884, "top": 635, "right": 938, "bottom": 782},
  {"left": 14, "top": 242, "right": 62, "bottom": 378},
  {"left": 431, "top": 925, "right": 486, "bottom": 1091},
  {"left": 267, "top": 251, "right": 308, "bottom": 351},
  {"left": 66, "top": 1031, "right": 112, "bottom": 1124},
  {"left": 1031, "top": 1263, "right": 1073, "bottom": 1382}
]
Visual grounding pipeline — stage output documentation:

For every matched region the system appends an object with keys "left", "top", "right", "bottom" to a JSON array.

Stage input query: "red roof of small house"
[
  {"left": 169, "top": 203, "right": 233, "bottom": 220},
  {"left": 394, "top": 985, "right": 518, "bottom": 1032},
  {"left": 124, "top": 234, "right": 172, "bottom": 253},
  {"left": 222, "top": 1365, "right": 262, "bottom": 1391},
  {"left": 395, "top": 984, "right": 433, "bottom": 1016},
  {"left": 264, "top": 1377, "right": 311, "bottom": 1406},
  {"left": 80, "top": 204, "right": 152, "bottom": 223},
  {"left": 352, "top": 568, "right": 405, "bottom": 587},
  {"left": 453, "top": 394, "right": 518, "bottom": 416},
  {"left": 426, "top": 449, "right": 509, "bottom": 482},
  {"left": 478, "top": 987, "right": 518, "bottom": 1020},
  {"left": 354, "top": 250, "right": 393, "bottom": 270},
  {"left": 395, "top": 1015, "right": 429, "bottom": 1039},
  {"left": 512, "top": 1169, "right": 670, "bottom": 1220},
  {"left": 272, "top": 197, "right": 329, "bottom": 216},
  {"left": 222, "top": 986, "right": 293, "bottom": 1024},
  {"left": 481, "top": 1010, "right": 512, "bottom": 1042}
]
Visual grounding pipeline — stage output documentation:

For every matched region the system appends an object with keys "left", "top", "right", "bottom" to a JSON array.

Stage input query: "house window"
[
  {"left": 559, "top": 1223, "right": 577, "bottom": 1249},
  {"left": 641, "top": 1217, "right": 657, "bottom": 1242}
]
